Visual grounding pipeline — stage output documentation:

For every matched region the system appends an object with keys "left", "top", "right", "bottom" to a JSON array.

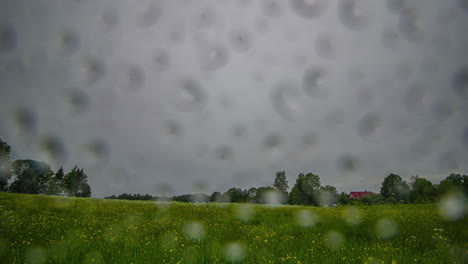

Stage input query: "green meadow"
[{"left": 0, "top": 193, "right": 466, "bottom": 264}]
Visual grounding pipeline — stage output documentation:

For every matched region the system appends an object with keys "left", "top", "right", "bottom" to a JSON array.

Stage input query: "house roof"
[{"left": 349, "top": 191, "right": 372, "bottom": 199}]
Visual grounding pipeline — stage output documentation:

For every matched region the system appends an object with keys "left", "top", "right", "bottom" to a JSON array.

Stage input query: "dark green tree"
[
  {"left": 409, "top": 176, "right": 436, "bottom": 203},
  {"left": 319, "top": 185, "right": 338, "bottom": 206},
  {"left": 63, "top": 166, "right": 91, "bottom": 197},
  {"left": 254, "top": 186, "right": 277, "bottom": 204},
  {"left": 9, "top": 159, "right": 54, "bottom": 194},
  {"left": 438, "top": 173, "right": 467, "bottom": 196},
  {"left": 288, "top": 173, "right": 321, "bottom": 206},
  {"left": 380, "top": 173, "right": 410, "bottom": 202},
  {"left": 0, "top": 138, "right": 12, "bottom": 191},
  {"left": 273, "top": 171, "right": 289, "bottom": 193}
]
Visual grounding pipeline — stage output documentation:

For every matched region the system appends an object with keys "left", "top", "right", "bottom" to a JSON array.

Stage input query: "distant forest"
[{"left": 1, "top": 138, "right": 467, "bottom": 205}]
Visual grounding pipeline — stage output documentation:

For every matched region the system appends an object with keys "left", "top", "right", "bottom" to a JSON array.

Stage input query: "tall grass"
[{"left": 0, "top": 193, "right": 466, "bottom": 263}]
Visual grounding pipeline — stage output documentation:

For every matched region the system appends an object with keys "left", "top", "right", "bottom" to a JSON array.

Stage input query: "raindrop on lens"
[
  {"left": 224, "top": 242, "right": 246, "bottom": 263},
  {"left": 14, "top": 108, "right": 37, "bottom": 136},
  {"left": 125, "top": 64, "right": 145, "bottom": 91},
  {"left": 173, "top": 78, "right": 207, "bottom": 112},
  {"left": 25, "top": 247, "right": 47, "bottom": 264},
  {"left": 315, "top": 34, "right": 335, "bottom": 59},
  {"left": 58, "top": 29, "right": 80, "bottom": 55},
  {"left": 229, "top": 29, "right": 253, "bottom": 52},
  {"left": 153, "top": 49, "right": 170, "bottom": 71},
  {"left": 303, "top": 66, "right": 328, "bottom": 98},
  {"left": 196, "top": 8, "right": 216, "bottom": 29},
  {"left": 66, "top": 88, "right": 89, "bottom": 113},
  {"left": 343, "top": 207, "right": 362, "bottom": 225},
  {"left": 162, "top": 120, "right": 183, "bottom": 139},
  {"left": 261, "top": 0, "right": 284, "bottom": 18},
  {"left": 452, "top": 66, "right": 468, "bottom": 99},
  {"left": 337, "top": 155, "right": 361, "bottom": 172},
  {"left": 183, "top": 222, "right": 205, "bottom": 240},
  {"left": 375, "top": 218, "right": 398, "bottom": 239},
  {"left": 338, "top": 0, "right": 372, "bottom": 30},
  {"left": 215, "top": 145, "right": 233, "bottom": 161},
  {"left": 0, "top": 23, "right": 17, "bottom": 53},
  {"left": 271, "top": 82, "right": 306, "bottom": 121},
  {"left": 87, "top": 139, "right": 110, "bottom": 163},
  {"left": 325, "top": 231, "right": 345, "bottom": 249},
  {"left": 199, "top": 43, "right": 229, "bottom": 71},
  {"left": 358, "top": 112, "right": 381, "bottom": 138},
  {"left": 290, "top": 0, "right": 328, "bottom": 19},
  {"left": 40, "top": 136, "right": 67, "bottom": 164},
  {"left": 81, "top": 57, "right": 106, "bottom": 86},
  {"left": 235, "top": 204, "right": 255, "bottom": 221},
  {"left": 437, "top": 192, "right": 466, "bottom": 221},
  {"left": 136, "top": 2, "right": 163, "bottom": 27},
  {"left": 296, "top": 210, "right": 318, "bottom": 227}
]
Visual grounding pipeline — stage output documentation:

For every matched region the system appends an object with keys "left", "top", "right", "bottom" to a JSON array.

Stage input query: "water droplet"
[
  {"left": 183, "top": 222, "right": 205, "bottom": 240},
  {"left": 375, "top": 218, "right": 398, "bottom": 239},
  {"left": 198, "top": 43, "right": 229, "bottom": 71},
  {"left": 271, "top": 82, "right": 307, "bottom": 121},
  {"left": 290, "top": 0, "right": 328, "bottom": 19},
  {"left": 460, "top": 0, "right": 468, "bottom": 12},
  {"left": 381, "top": 27, "right": 400, "bottom": 50},
  {"left": 315, "top": 33, "right": 335, "bottom": 59},
  {"left": 229, "top": 29, "right": 253, "bottom": 52},
  {"left": 338, "top": 0, "right": 372, "bottom": 30},
  {"left": 40, "top": 136, "right": 67, "bottom": 164},
  {"left": 80, "top": 57, "right": 106, "bottom": 86},
  {"left": 224, "top": 242, "right": 246, "bottom": 263},
  {"left": 302, "top": 66, "right": 328, "bottom": 98},
  {"left": 196, "top": 8, "right": 216, "bottom": 29},
  {"left": 231, "top": 124, "right": 247, "bottom": 138},
  {"left": 343, "top": 207, "right": 362, "bottom": 225},
  {"left": 172, "top": 78, "right": 207, "bottom": 112},
  {"left": 83, "top": 251, "right": 105, "bottom": 264},
  {"left": 437, "top": 192, "right": 466, "bottom": 221},
  {"left": 162, "top": 120, "right": 183, "bottom": 139},
  {"left": 261, "top": 190, "right": 286, "bottom": 205},
  {"left": 295, "top": 210, "right": 318, "bottom": 228},
  {"left": 65, "top": 88, "right": 89, "bottom": 114},
  {"left": 215, "top": 145, "right": 233, "bottom": 161},
  {"left": 337, "top": 155, "right": 361, "bottom": 172},
  {"left": 235, "top": 204, "right": 255, "bottom": 221},
  {"left": 136, "top": 1, "right": 163, "bottom": 27},
  {"left": 398, "top": 13, "right": 425, "bottom": 42},
  {"left": 14, "top": 108, "right": 37, "bottom": 136},
  {"left": 153, "top": 49, "right": 170, "bottom": 71},
  {"left": 452, "top": 66, "right": 468, "bottom": 99},
  {"left": 262, "top": 133, "right": 283, "bottom": 156},
  {"left": 58, "top": 29, "right": 80, "bottom": 56},
  {"left": 325, "top": 231, "right": 345, "bottom": 249},
  {"left": 357, "top": 112, "right": 381, "bottom": 138},
  {"left": 100, "top": 8, "right": 120, "bottom": 32},
  {"left": 25, "top": 246, "right": 47, "bottom": 264},
  {"left": 261, "top": 0, "right": 284, "bottom": 18},
  {"left": 301, "top": 131, "right": 318, "bottom": 149},
  {"left": 431, "top": 100, "right": 453, "bottom": 119},
  {"left": 0, "top": 23, "right": 17, "bottom": 54},
  {"left": 404, "top": 83, "right": 426, "bottom": 112},
  {"left": 124, "top": 64, "right": 145, "bottom": 91},
  {"left": 86, "top": 139, "right": 110, "bottom": 163}
]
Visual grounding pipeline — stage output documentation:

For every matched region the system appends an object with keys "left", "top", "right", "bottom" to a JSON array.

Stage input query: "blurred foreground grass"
[{"left": 0, "top": 192, "right": 467, "bottom": 263}]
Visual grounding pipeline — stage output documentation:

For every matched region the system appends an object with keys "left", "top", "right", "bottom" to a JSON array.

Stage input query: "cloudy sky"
[{"left": 1, "top": 0, "right": 467, "bottom": 198}]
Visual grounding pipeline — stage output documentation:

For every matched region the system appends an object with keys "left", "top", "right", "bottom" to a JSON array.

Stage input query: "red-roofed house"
[{"left": 349, "top": 191, "right": 372, "bottom": 199}]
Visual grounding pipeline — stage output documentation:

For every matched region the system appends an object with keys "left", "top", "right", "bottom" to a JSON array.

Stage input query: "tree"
[
  {"left": 289, "top": 173, "right": 321, "bottom": 206},
  {"left": 438, "top": 173, "right": 467, "bottom": 196},
  {"left": 0, "top": 138, "right": 12, "bottom": 191},
  {"left": 380, "top": 173, "right": 410, "bottom": 202},
  {"left": 224, "top": 187, "right": 247, "bottom": 203},
  {"left": 8, "top": 159, "right": 54, "bottom": 194},
  {"left": 409, "top": 176, "right": 436, "bottom": 203},
  {"left": 254, "top": 186, "right": 277, "bottom": 204},
  {"left": 273, "top": 171, "right": 289, "bottom": 193},
  {"left": 63, "top": 166, "right": 91, "bottom": 197}
]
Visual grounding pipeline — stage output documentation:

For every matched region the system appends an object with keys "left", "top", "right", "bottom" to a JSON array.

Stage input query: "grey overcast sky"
[{"left": 1, "top": 0, "right": 468, "bottom": 198}]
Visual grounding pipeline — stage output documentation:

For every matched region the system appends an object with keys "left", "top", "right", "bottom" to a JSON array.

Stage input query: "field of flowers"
[{"left": 0, "top": 192, "right": 466, "bottom": 263}]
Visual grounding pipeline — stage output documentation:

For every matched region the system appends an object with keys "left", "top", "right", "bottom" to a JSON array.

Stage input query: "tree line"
[
  {"left": 0, "top": 138, "right": 91, "bottom": 197},
  {"left": 106, "top": 171, "right": 468, "bottom": 206}
]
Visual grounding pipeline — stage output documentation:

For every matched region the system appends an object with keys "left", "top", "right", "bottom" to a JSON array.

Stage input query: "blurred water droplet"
[
  {"left": 375, "top": 218, "right": 398, "bottom": 239},
  {"left": 25, "top": 246, "right": 47, "bottom": 264},
  {"left": 215, "top": 145, "right": 233, "bottom": 161},
  {"left": 198, "top": 43, "right": 229, "bottom": 71},
  {"left": 271, "top": 82, "right": 307, "bottom": 121},
  {"left": 343, "top": 207, "right": 362, "bottom": 225},
  {"left": 153, "top": 49, "right": 170, "bottom": 71},
  {"left": 290, "top": 0, "right": 328, "bottom": 19},
  {"left": 80, "top": 57, "right": 106, "bottom": 86},
  {"left": 172, "top": 78, "right": 207, "bottom": 112},
  {"left": 183, "top": 222, "right": 205, "bottom": 240},
  {"left": 0, "top": 23, "right": 17, "bottom": 54},
  {"left": 338, "top": 0, "right": 372, "bottom": 30},
  {"left": 462, "top": 127, "right": 468, "bottom": 150},
  {"left": 301, "top": 131, "right": 318, "bottom": 149},
  {"left": 65, "top": 88, "right": 89, "bottom": 114},
  {"left": 224, "top": 242, "right": 246, "bottom": 263},
  {"left": 58, "top": 29, "right": 80, "bottom": 56},
  {"left": 124, "top": 64, "right": 145, "bottom": 91},
  {"left": 196, "top": 8, "right": 216, "bottom": 29},
  {"left": 431, "top": 100, "right": 453, "bottom": 119},
  {"left": 404, "top": 83, "right": 426, "bottom": 112},
  {"left": 358, "top": 112, "right": 381, "bottom": 138},
  {"left": 460, "top": 0, "right": 468, "bottom": 11},
  {"left": 437, "top": 192, "right": 466, "bottom": 221},
  {"left": 87, "top": 139, "right": 110, "bottom": 163},
  {"left": 398, "top": 13, "right": 425, "bottom": 42},
  {"left": 337, "top": 155, "right": 361, "bottom": 172},
  {"left": 303, "top": 66, "right": 328, "bottom": 98},
  {"left": 162, "top": 120, "right": 183, "bottom": 139},
  {"left": 437, "top": 151, "right": 461, "bottom": 171},
  {"left": 83, "top": 251, "right": 105, "bottom": 264},
  {"left": 381, "top": 27, "right": 400, "bottom": 50},
  {"left": 325, "top": 109, "right": 345, "bottom": 126},
  {"left": 136, "top": 1, "right": 163, "bottom": 27},
  {"left": 231, "top": 124, "right": 247, "bottom": 138},
  {"left": 14, "top": 108, "right": 37, "bottom": 136},
  {"left": 452, "top": 66, "right": 468, "bottom": 99},
  {"left": 40, "top": 136, "right": 67, "bottom": 164},
  {"left": 296, "top": 210, "right": 318, "bottom": 228},
  {"left": 262, "top": 133, "right": 283, "bottom": 155},
  {"left": 325, "top": 231, "right": 345, "bottom": 249},
  {"left": 235, "top": 204, "right": 255, "bottom": 221},
  {"left": 261, "top": 0, "right": 284, "bottom": 18},
  {"left": 101, "top": 8, "right": 120, "bottom": 32},
  {"left": 315, "top": 33, "right": 335, "bottom": 59},
  {"left": 262, "top": 190, "right": 286, "bottom": 205},
  {"left": 229, "top": 29, "right": 253, "bottom": 52}
]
